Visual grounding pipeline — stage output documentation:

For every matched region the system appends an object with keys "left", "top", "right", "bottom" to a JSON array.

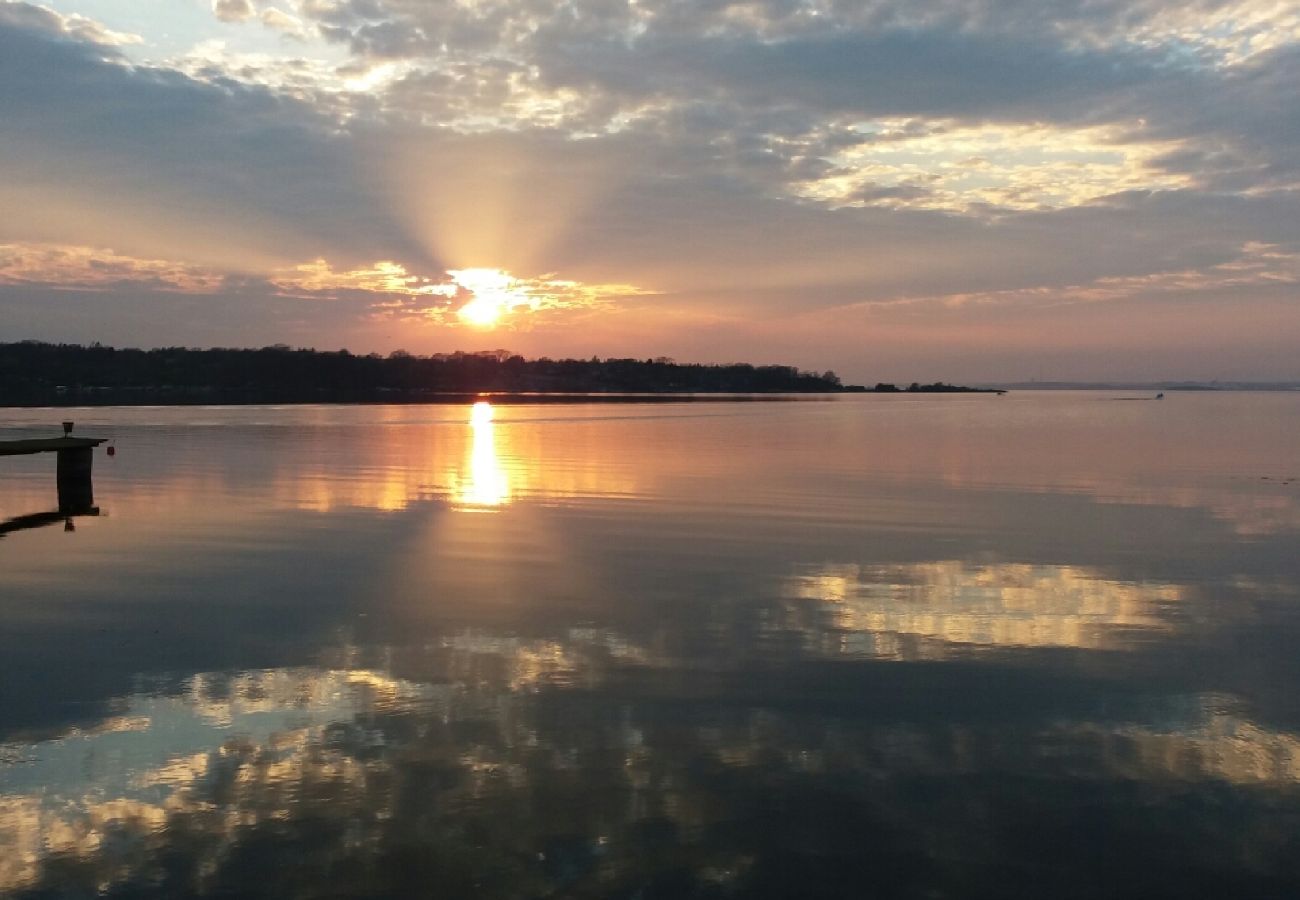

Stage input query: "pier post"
[{"left": 56, "top": 447, "right": 95, "bottom": 513}]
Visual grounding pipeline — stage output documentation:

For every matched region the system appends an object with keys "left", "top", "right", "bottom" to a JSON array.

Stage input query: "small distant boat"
[{"left": 1155, "top": 392, "right": 1164, "bottom": 399}]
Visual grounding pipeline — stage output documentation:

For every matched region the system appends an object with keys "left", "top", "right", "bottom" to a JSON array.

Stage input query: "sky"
[{"left": 0, "top": 0, "right": 1297, "bottom": 382}]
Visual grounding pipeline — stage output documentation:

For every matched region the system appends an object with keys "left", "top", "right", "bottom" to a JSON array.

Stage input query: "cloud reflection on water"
[
  {"left": 787, "top": 561, "right": 1182, "bottom": 655},
  {"left": 6, "top": 646, "right": 1300, "bottom": 896}
]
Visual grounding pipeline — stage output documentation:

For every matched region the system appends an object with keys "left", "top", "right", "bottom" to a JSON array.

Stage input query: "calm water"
[{"left": 2, "top": 393, "right": 1299, "bottom": 899}]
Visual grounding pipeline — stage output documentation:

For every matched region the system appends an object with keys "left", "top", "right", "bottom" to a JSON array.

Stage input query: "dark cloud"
[
  {"left": 0, "top": 4, "right": 416, "bottom": 270},
  {"left": 1137, "top": 44, "right": 1300, "bottom": 190},
  {"left": 531, "top": 30, "right": 1160, "bottom": 123},
  {"left": 288, "top": 0, "right": 1300, "bottom": 197}
]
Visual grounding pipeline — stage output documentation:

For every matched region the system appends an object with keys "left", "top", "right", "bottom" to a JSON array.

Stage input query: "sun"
[
  {"left": 451, "top": 268, "right": 527, "bottom": 328},
  {"left": 458, "top": 294, "right": 505, "bottom": 327}
]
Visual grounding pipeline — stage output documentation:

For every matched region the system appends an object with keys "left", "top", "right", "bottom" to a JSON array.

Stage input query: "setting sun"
[
  {"left": 457, "top": 296, "right": 503, "bottom": 327},
  {"left": 452, "top": 268, "right": 528, "bottom": 328}
]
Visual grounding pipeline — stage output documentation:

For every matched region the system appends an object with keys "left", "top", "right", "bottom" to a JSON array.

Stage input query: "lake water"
[{"left": 2, "top": 393, "right": 1299, "bottom": 898}]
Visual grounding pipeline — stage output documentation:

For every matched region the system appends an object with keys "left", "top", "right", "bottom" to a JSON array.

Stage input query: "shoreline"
[{"left": 0, "top": 387, "right": 1006, "bottom": 408}]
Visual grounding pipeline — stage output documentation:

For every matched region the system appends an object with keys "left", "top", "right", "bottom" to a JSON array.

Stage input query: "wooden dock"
[
  {"left": 0, "top": 436, "right": 107, "bottom": 457},
  {"left": 0, "top": 432, "right": 107, "bottom": 513}
]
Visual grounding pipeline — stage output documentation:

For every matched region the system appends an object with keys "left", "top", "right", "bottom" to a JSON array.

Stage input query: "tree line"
[{"left": 0, "top": 342, "right": 855, "bottom": 404}]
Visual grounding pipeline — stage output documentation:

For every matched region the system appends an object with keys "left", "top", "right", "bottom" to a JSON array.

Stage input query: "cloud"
[
  {"left": 272, "top": 259, "right": 655, "bottom": 328},
  {"left": 795, "top": 121, "right": 1193, "bottom": 212},
  {"left": 0, "top": 242, "right": 227, "bottom": 292},
  {"left": 269, "top": 257, "right": 437, "bottom": 299},
  {"left": 275, "top": 0, "right": 1300, "bottom": 200},
  {"left": 212, "top": 0, "right": 256, "bottom": 24},
  {"left": 0, "top": 5, "right": 413, "bottom": 271},
  {"left": 260, "top": 7, "right": 309, "bottom": 40},
  {"left": 0, "top": 0, "right": 140, "bottom": 47},
  {"left": 856, "top": 241, "right": 1300, "bottom": 312}
]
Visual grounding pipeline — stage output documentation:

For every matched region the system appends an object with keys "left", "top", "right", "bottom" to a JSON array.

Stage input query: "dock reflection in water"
[{"left": 2, "top": 394, "right": 1300, "bottom": 898}]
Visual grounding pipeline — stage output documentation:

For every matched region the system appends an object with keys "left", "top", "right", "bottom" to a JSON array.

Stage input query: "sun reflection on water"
[{"left": 454, "top": 401, "right": 510, "bottom": 508}]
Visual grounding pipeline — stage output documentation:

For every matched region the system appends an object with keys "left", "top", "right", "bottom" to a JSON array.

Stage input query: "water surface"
[{"left": 2, "top": 393, "right": 1299, "bottom": 898}]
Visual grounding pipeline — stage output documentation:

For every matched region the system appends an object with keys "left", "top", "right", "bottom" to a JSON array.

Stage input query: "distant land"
[
  {"left": 986, "top": 381, "right": 1300, "bottom": 392},
  {"left": 0, "top": 342, "right": 1001, "bottom": 406}
]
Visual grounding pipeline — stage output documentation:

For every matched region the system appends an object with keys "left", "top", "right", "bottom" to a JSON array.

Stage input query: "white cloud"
[
  {"left": 260, "top": 6, "right": 308, "bottom": 39},
  {"left": 0, "top": 1, "right": 141, "bottom": 47},
  {"left": 0, "top": 242, "right": 227, "bottom": 292},
  {"left": 794, "top": 120, "right": 1195, "bottom": 213}
]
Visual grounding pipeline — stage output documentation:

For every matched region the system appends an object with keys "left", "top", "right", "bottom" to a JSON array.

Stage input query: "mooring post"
[{"left": 56, "top": 446, "right": 95, "bottom": 513}]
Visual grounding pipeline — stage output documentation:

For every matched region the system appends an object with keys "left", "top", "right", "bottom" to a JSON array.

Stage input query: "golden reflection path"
[{"left": 454, "top": 401, "right": 510, "bottom": 508}]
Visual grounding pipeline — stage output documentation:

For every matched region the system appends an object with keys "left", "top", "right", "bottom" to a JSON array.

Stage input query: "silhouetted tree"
[{"left": 0, "top": 342, "right": 862, "bottom": 404}]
